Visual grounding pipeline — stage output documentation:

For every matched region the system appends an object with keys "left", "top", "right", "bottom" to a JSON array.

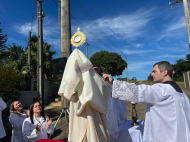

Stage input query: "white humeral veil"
[
  {"left": 106, "top": 95, "right": 127, "bottom": 139},
  {"left": 58, "top": 49, "right": 111, "bottom": 142}
]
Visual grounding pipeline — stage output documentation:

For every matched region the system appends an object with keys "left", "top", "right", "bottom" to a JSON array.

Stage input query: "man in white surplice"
[
  {"left": 58, "top": 49, "right": 111, "bottom": 142},
  {"left": 102, "top": 61, "right": 190, "bottom": 142}
]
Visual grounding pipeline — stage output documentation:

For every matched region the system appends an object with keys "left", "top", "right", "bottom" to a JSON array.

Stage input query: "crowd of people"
[
  {"left": 0, "top": 100, "right": 54, "bottom": 142},
  {"left": 0, "top": 60, "right": 190, "bottom": 142}
]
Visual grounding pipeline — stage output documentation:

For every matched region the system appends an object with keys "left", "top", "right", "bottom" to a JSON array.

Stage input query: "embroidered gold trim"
[{"left": 64, "top": 60, "right": 93, "bottom": 101}]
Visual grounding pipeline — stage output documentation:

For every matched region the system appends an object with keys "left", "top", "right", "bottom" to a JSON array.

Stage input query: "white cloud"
[
  {"left": 128, "top": 61, "right": 155, "bottom": 71},
  {"left": 154, "top": 54, "right": 186, "bottom": 58},
  {"left": 13, "top": 7, "right": 156, "bottom": 52},
  {"left": 73, "top": 8, "right": 156, "bottom": 43},
  {"left": 115, "top": 61, "right": 154, "bottom": 80},
  {"left": 14, "top": 17, "right": 61, "bottom": 49},
  {"left": 156, "top": 46, "right": 188, "bottom": 52},
  {"left": 15, "top": 22, "right": 35, "bottom": 36},
  {"left": 157, "top": 17, "right": 186, "bottom": 41},
  {"left": 167, "top": 18, "right": 185, "bottom": 32},
  {"left": 7, "top": 37, "right": 28, "bottom": 47},
  {"left": 93, "top": 8, "right": 155, "bottom": 41},
  {"left": 132, "top": 43, "right": 144, "bottom": 48},
  {"left": 123, "top": 49, "right": 154, "bottom": 54}
]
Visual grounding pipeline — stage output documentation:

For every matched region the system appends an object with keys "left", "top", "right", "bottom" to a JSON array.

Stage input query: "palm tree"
[
  {"left": 19, "top": 35, "right": 57, "bottom": 79},
  {"left": 43, "top": 43, "right": 56, "bottom": 79}
]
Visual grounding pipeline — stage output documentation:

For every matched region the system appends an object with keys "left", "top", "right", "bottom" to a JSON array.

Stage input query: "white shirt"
[
  {"left": 22, "top": 115, "right": 54, "bottom": 142},
  {"left": 0, "top": 98, "right": 7, "bottom": 138},
  {"left": 9, "top": 112, "right": 27, "bottom": 142},
  {"left": 112, "top": 80, "right": 190, "bottom": 142}
]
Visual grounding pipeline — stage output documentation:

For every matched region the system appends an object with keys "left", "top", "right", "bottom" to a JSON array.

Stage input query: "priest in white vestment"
[
  {"left": 102, "top": 61, "right": 190, "bottom": 142},
  {"left": 58, "top": 49, "right": 111, "bottom": 142}
]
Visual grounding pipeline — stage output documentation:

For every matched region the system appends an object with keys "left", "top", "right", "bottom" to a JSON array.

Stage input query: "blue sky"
[{"left": 0, "top": 0, "right": 189, "bottom": 80}]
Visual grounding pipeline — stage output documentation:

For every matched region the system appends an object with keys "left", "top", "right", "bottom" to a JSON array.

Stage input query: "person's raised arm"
[
  {"left": 102, "top": 75, "right": 165, "bottom": 105},
  {"left": 102, "top": 74, "right": 114, "bottom": 85}
]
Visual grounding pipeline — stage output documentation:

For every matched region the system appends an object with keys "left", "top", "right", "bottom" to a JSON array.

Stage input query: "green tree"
[
  {"left": 19, "top": 41, "right": 38, "bottom": 76},
  {"left": 117, "top": 77, "right": 128, "bottom": 81},
  {"left": 0, "top": 43, "right": 26, "bottom": 100},
  {"left": 0, "top": 62, "right": 25, "bottom": 101},
  {"left": 31, "top": 34, "right": 37, "bottom": 43},
  {"left": 167, "top": 54, "right": 190, "bottom": 81},
  {"left": 172, "top": 59, "right": 187, "bottom": 81},
  {"left": 146, "top": 53, "right": 190, "bottom": 81},
  {"left": 185, "top": 54, "right": 190, "bottom": 71},
  {"left": 0, "top": 22, "right": 7, "bottom": 53},
  {"left": 1, "top": 43, "right": 25, "bottom": 70},
  {"left": 19, "top": 35, "right": 56, "bottom": 78},
  {"left": 147, "top": 74, "right": 153, "bottom": 81},
  {"left": 90, "top": 51, "right": 127, "bottom": 76},
  {"left": 130, "top": 77, "right": 137, "bottom": 81},
  {"left": 43, "top": 43, "right": 56, "bottom": 79}
]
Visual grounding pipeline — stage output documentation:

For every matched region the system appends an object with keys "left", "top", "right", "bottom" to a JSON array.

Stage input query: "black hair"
[
  {"left": 153, "top": 61, "right": 173, "bottom": 78},
  {"left": 29, "top": 101, "right": 46, "bottom": 124},
  {"left": 93, "top": 65, "right": 103, "bottom": 73}
]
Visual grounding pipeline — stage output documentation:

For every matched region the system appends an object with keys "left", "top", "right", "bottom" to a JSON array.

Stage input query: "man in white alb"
[{"left": 102, "top": 61, "right": 190, "bottom": 142}]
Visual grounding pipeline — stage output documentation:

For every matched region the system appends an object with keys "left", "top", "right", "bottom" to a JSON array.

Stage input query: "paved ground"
[{"left": 2, "top": 87, "right": 190, "bottom": 142}]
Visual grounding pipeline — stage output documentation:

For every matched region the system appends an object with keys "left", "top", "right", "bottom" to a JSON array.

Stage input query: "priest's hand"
[{"left": 102, "top": 74, "right": 114, "bottom": 85}]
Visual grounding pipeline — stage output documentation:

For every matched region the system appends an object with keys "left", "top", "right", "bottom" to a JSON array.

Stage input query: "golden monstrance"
[{"left": 71, "top": 27, "right": 86, "bottom": 48}]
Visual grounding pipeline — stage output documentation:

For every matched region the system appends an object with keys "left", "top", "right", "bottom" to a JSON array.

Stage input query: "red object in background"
[
  {"left": 36, "top": 139, "right": 69, "bottom": 142},
  {"left": 59, "top": 77, "right": 61, "bottom": 80}
]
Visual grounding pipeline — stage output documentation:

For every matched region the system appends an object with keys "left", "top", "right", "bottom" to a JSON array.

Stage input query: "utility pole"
[
  {"left": 170, "top": 0, "right": 190, "bottom": 52},
  {"left": 27, "top": 31, "right": 31, "bottom": 90},
  {"left": 125, "top": 56, "right": 129, "bottom": 82},
  {"left": 37, "top": 0, "right": 44, "bottom": 107},
  {"left": 61, "top": 0, "right": 71, "bottom": 58},
  {"left": 60, "top": 0, "right": 71, "bottom": 124},
  {"left": 85, "top": 42, "right": 90, "bottom": 58},
  {"left": 28, "top": 31, "right": 31, "bottom": 77}
]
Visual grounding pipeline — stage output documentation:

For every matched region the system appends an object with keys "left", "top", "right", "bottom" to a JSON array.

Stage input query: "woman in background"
[
  {"left": 22, "top": 101, "right": 54, "bottom": 142},
  {"left": 9, "top": 101, "right": 29, "bottom": 142}
]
